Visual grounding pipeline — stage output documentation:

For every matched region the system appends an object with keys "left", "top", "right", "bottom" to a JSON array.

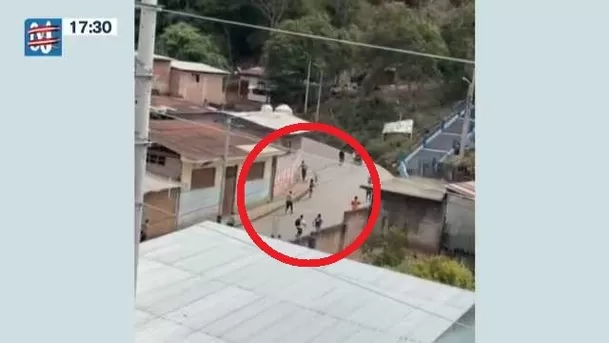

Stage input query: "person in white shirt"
[{"left": 295, "top": 215, "right": 306, "bottom": 237}]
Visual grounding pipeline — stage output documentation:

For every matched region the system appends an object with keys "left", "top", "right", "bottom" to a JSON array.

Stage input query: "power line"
[{"left": 134, "top": 2, "right": 474, "bottom": 65}]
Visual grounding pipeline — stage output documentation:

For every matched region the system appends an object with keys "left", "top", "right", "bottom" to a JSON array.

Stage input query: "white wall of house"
[
  {"left": 177, "top": 156, "right": 275, "bottom": 228},
  {"left": 177, "top": 161, "right": 222, "bottom": 228},
  {"left": 245, "top": 76, "right": 270, "bottom": 103},
  {"left": 273, "top": 150, "right": 303, "bottom": 197}
]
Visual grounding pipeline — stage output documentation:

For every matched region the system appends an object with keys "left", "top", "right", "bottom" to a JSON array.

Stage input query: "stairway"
[{"left": 398, "top": 102, "right": 475, "bottom": 177}]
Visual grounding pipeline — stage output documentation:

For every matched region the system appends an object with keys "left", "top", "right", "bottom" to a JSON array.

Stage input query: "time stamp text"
[{"left": 63, "top": 18, "right": 117, "bottom": 36}]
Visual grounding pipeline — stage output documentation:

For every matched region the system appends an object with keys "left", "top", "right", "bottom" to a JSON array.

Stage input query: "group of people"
[
  {"left": 293, "top": 213, "right": 323, "bottom": 237},
  {"left": 281, "top": 157, "right": 373, "bottom": 238}
]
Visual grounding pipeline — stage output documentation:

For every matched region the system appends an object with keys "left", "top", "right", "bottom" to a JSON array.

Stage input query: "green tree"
[
  {"left": 362, "top": 226, "right": 409, "bottom": 267},
  {"left": 263, "top": 12, "right": 344, "bottom": 104},
  {"left": 323, "top": 0, "right": 367, "bottom": 28},
  {"left": 439, "top": 1, "right": 475, "bottom": 99},
  {"left": 354, "top": 3, "right": 449, "bottom": 94},
  {"left": 247, "top": 0, "right": 289, "bottom": 27},
  {"left": 362, "top": 225, "right": 475, "bottom": 290},
  {"left": 156, "top": 22, "right": 229, "bottom": 68}
]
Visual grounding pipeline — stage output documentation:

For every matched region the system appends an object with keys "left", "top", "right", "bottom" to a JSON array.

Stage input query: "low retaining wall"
[{"left": 291, "top": 207, "right": 371, "bottom": 260}]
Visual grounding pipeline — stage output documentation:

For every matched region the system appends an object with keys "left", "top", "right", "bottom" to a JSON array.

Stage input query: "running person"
[
  {"left": 308, "top": 178, "right": 315, "bottom": 198},
  {"left": 313, "top": 214, "right": 323, "bottom": 232},
  {"left": 365, "top": 177, "right": 372, "bottom": 201},
  {"left": 285, "top": 191, "right": 294, "bottom": 214},
  {"left": 300, "top": 161, "right": 308, "bottom": 182},
  {"left": 338, "top": 150, "right": 345, "bottom": 165},
  {"left": 295, "top": 215, "right": 306, "bottom": 237}
]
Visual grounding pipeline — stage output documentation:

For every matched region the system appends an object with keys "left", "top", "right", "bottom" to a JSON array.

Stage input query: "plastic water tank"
[
  {"left": 260, "top": 104, "right": 273, "bottom": 113},
  {"left": 275, "top": 104, "right": 293, "bottom": 115}
]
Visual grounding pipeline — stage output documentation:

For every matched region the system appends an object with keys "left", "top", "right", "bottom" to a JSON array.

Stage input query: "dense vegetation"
[
  {"left": 362, "top": 226, "right": 475, "bottom": 290},
  {"left": 144, "top": 0, "right": 475, "bottom": 169}
]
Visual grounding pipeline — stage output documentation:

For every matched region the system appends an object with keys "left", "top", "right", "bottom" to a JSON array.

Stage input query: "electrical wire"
[
  {"left": 143, "top": 107, "right": 474, "bottom": 331},
  {"left": 134, "top": 2, "right": 474, "bottom": 65},
  {"left": 135, "top": 4, "right": 474, "bottom": 333}
]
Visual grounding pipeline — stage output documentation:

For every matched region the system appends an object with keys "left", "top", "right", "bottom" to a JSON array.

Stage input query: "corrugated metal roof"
[
  {"left": 170, "top": 59, "right": 229, "bottom": 75},
  {"left": 446, "top": 181, "right": 475, "bottom": 200},
  {"left": 151, "top": 96, "right": 217, "bottom": 114},
  {"left": 236, "top": 144, "right": 282, "bottom": 158},
  {"left": 149, "top": 120, "right": 282, "bottom": 162},
  {"left": 136, "top": 221, "right": 475, "bottom": 343},
  {"left": 363, "top": 177, "right": 447, "bottom": 202},
  {"left": 225, "top": 110, "right": 309, "bottom": 134},
  {"left": 153, "top": 54, "right": 173, "bottom": 61},
  {"left": 144, "top": 173, "right": 181, "bottom": 194}
]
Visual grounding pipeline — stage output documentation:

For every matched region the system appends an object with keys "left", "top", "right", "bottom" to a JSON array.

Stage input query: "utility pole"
[
  {"left": 303, "top": 57, "right": 312, "bottom": 114},
  {"left": 315, "top": 69, "right": 323, "bottom": 122},
  {"left": 460, "top": 69, "right": 475, "bottom": 157},
  {"left": 134, "top": 0, "right": 158, "bottom": 290},
  {"left": 217, "top": 117, "right": 232, "bottom": 220},
  {"left": 272, "top": 213, "right": 279, "bottom": 237},
  {"left": 396, "top": 99, "right": 402, "bottom": 120}
]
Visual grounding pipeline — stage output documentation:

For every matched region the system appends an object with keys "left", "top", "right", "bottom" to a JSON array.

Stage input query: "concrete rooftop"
[{"left": 136, "top": 221, "right": 474, "bottom": 343}]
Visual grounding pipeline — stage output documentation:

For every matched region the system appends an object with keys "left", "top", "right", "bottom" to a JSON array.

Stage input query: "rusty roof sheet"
[
  {"left": 362, "top": 176, "right": 447, "bottom": 202},
  {"left": 170, "top": 59, "right": 229, "bottom": 75},
  {"left": 446, "top": 181, "right": 475, "bottom": 199},
  {"left": 149, "top": 120, "right": 281, "bottom": 162},
  {"left": 151, "top": 96, "right": 217, "bottom": 114}
]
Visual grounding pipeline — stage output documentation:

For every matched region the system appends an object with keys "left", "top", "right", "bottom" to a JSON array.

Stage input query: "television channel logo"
[{"left": 24, "top": 18, "right": 62, "bottom": 57}]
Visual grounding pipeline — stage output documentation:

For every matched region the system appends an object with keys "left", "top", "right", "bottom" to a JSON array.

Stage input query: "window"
[
  {"left": 191, "top": 167, "right": 215, "bottom": 189},
  {"left": 247, "top": 162, "right": 265, "bottom": 181},
  {"left": 146, "top": 153, "right": 166, "bottom": 166},
  {"left": 193, "top": 73, "right": 200, "bottom": 83},
  {"left": 252, "top": 88, "right": 269, "bottom": 96}
]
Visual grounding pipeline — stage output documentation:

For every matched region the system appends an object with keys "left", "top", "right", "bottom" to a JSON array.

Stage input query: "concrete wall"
[
  {"left": 378, "top": 192, "right": 446, "bottom": 254},
  {"left": 245, "top": 158, "right": 273, "bottom": 204},
  {"left": 295, "top": 193, "right": 446, "bottom": 256},
  {"left": 292, "top": 208, "right": 370, "bottom": 261},
  {"left": 152, "top": 59, "right": 226, "bottom": 105},
  {"left": 177, "top": 157, "right": 274, "bottom": 228},
  {"left": 152, "top": 59, "right": 171, "bottom": 95},
  {"left": 177, "top": 161, "right": 221, "bottom": 227},
  {"left": 444, "top": 194, "right": 475, "bottom": 254},
  {"left": 143, "top": 188, "right": 179, "bottom": 239},
  {"left": 273, "top": 150, "right": 302, "bottom": 197},
  {"left": 177, "top": 186, "right": 220, "bottom": 228},
  {"left": 145, "top": 146, "right": 182, "bottom": 180}
]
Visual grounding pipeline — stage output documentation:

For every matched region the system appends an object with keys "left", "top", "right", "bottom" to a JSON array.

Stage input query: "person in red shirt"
[{"left": 350, "top": 196, "right": 361, "bottom": 210}]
